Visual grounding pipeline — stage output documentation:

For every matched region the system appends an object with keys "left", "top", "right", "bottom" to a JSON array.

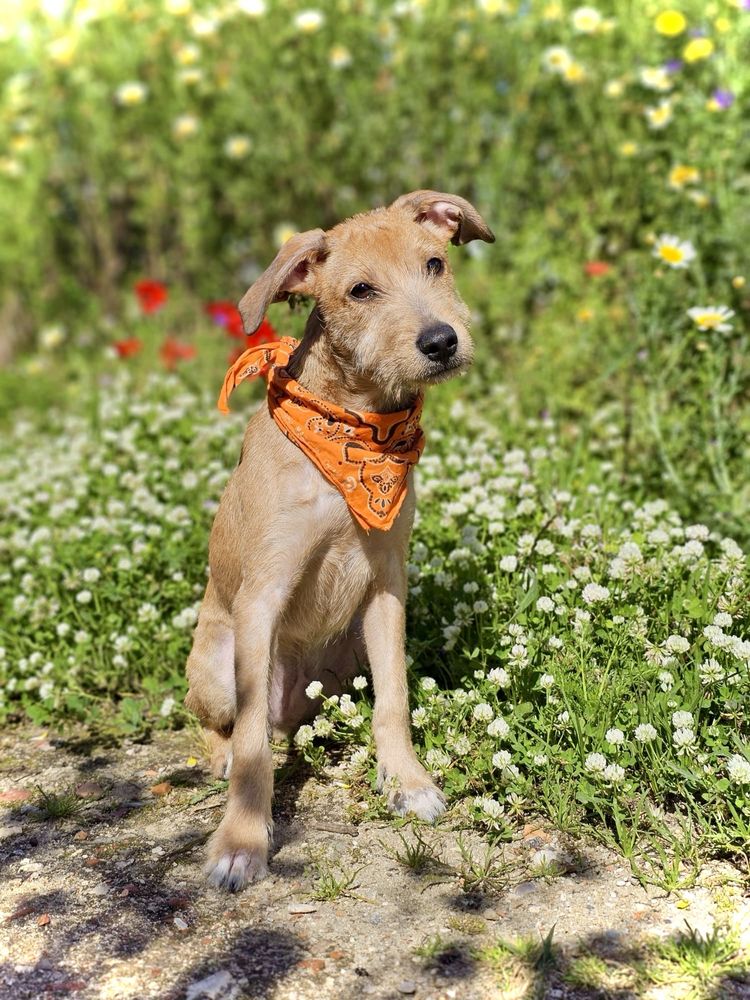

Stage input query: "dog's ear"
[
  {"left": 238, "top": 228, "right": 327, "bottom": 334},
  {"left": 390, "top": 190, "right": 495, "bottom": 246}
]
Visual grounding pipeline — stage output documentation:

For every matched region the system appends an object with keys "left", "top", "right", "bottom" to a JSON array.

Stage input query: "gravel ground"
[{"left": 1, "top": 726, "right": 748, "bottom": 1000}]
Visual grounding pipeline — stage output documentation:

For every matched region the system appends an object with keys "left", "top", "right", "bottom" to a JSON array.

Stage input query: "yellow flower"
[
  {"left": 563, "top": 62, "right": 587, "bottom": 85},
  {"left": 172, "top": 114, "right": 199, "bottom": 139},
  {"left": 604, "top": 79, "right": 625, "bottom": 98},
  {"left": 40, "top": 325, "right": 66, "bottom": 350},
  {"left": 645, "top": 99, "right": 674, "bottom": 130},
  {"left": 683, "top": 37, "right": 714, "bottom": 62},
  {"left": 0, "top": 157, "right": 22, "bottom": 178},
  {"left": 10, "top": 135, "right": 32, "bottom": 153},
  {"left": 687, "top": 190, "right": 710, "bottom": 208},
  {"left": 115, "top": 81, "right": 148, "bottom": 106},
  {"left": 477, "top": 0, "right": 511, "bottom": 14},
  {"left": 47, "top": 35, "right": 76, "bottom": 66},
  {"left": 329, "top": 45, "right": 351, "bottom": 69},
  {"left": 731, "top": 276, "right": 745, "bottom": 289},
  {"left": 224, "top": 134, "right": 252, "bottom": 159},
  {"left": 576, "top": 307, "right": 594, "bottom": 322},
  {"left": 714, "top": 17, "right": 730, "bottom": 34},
  {"left": 165, "top": 0, "right": 191, "bottom": 14},
  {"left": 654, "top": 10, "right": 686, "bottom": 36},
  {"left": 619, "top": 141, "right": 639, "bottom": 157},
  {"left": 667, "top": 164, "right": 700, "bottom": 189},
  {"left": 542, "top": 2, "right": 563, "bottom": 19},
  {"left": 176, "top": 43, "right": 200, "bottom": 66}
]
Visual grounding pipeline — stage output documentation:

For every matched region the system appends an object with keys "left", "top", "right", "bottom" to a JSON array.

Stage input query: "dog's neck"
[{"left": 287, "top": 308, "right": 417, "bottom": 414}]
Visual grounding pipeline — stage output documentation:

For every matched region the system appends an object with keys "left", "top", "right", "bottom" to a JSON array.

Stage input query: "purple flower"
[
  {"left": 713, "top": 88, "right": 734, "bottom": 109},
  {"left": 664, "top": 60, "right": 683, "bottom": 74}
]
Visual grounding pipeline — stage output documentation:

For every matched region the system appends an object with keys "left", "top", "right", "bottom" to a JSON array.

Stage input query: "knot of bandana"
[{"left": 218, "top": 337, "right": 424, "bottom": 532}]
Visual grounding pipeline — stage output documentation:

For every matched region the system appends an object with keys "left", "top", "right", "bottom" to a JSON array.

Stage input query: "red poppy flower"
[
  {"left": 205, "top": 300, "right": 245, "bottom": 339},
  {"left": 584, "top": 260, "right": 612, "bottom": 278},
  {"left": 159, "top": 337, "right": 196, "bottom": 369},
  {"left": 113, "top": 337, "right": 143, "bottom": 358},
  {"left": 135, "top": 279, "right": 168, "bottom": 314}
]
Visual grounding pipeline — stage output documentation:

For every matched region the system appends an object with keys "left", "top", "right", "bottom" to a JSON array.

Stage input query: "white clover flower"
[
  {"left": 539, "top": 673, "right": 555, "bottom": 690},
  {"left": 665, "top": 635, "right": 690, "bottom": 654},
  {"left": 713, "top": 612, "right": 733, "bottom": 628},
  {"left": 639, "top": 66, "right": 672, "bottom": 92},
  {"left": 313, "top": 717, "right": 333, "bottom": 736},
  {"left": 487, "top": 716, "right": 510, "bottom": 739},
  {"left": 224, "top": 135, "right": 252, "bottom": 160},
  {"left": 645, "top": 99, "right": 674, "bottom": 130},
  {"left": 605, "top": 728, "right": 625, "bottom": 745},
  {"left": 352, "top": 675, "right": 368, "bottom": 690},
  {"left": 672, "top": 727, "right": 695, "bottom": 754},
  {"left": 499, "top": 555, "right": 518, "bottom": 572},
  {"left": 571, "top": 6, "right": 602, "bottom": 34},
  {"left": 475, "top": 796, "right": 504, "bottom": 819},
  {"left": 411, "top": 706, "right": 427, "bottom": 727},
  {"left": 487, "top": 667, "right": 510, "bottom": 688},
  {"left": 425, "top": 748, "right": 451, "bottom": 771},
  {"left": 585, "top": 752, "right": 607, "bottom": 773},
  {"left": 671, "top": 710, "right": 694, "bottom": 729},
  {"left": 305, "top": 680, "right": 323, "bottom": 699},
  {"left": 159, "top": 696, "right": 176, "bottom": 717},
  {"left": 686, "top": 305, "right": 734, "bottom": 333},
  {"left": 236, "top": 0, "right": 266, "bottom": 15},
  {"left": 339, "top": 694, "right": 358, "bottom": 718},
  {"left": 473, "top": 600, "right": 489, "bottom": 614},
  {"left": 699, "top": 658, "right": 724, "bottom": 684},
  {"left": 350, "top": 747, "right": 369, "bottom": 767},
  {"left": 634, "top": 723, "right": 658, "bottom": 743},
  {"left": 76, "top": 589, "right": 93, "bottom": 605},
  {"left": 493, "top": 750, "right": 512, "bottom": 769},
  {"left": 420, "top": 677, "right": 437, "bottom": 692},
  {"left": 533, "top": 753, "right": 548, "bottom": 766},
  {"left": 115, "top": 81, "right": 148, "bottom": 106},
  {"left": 294, "top": 725, "right": 315, "bottom": 747},
  {"left": 173, "top": 114, "right": 200, "bottom": 139},
  {"left": 603, "top": 763, "right": 625, "bottom": 783},
  {"left": 536, "top": 596, "right": 555, "bottom": 613},
  {"left": 658, "top": 670, "right": 675, "bottom": 692},
  {"left": 39, "top": 680, "right": 55, "bottom": 700},
  {"left": 582, "top": 583, "right": 610, "bottom": 605},
  {"left": 294, "top": 9, "right": 324, "bottom": 32},
  {"left": 473, "top": 702, "right": 494, "bottom": 722},
  {"left": 727, "top": 754, "right": 750, "bottom": 785}
]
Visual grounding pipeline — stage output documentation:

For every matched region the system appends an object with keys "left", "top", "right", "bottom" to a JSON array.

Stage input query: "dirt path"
[{"left": 1, "top": 727, "right": 748, "bottom": 999}]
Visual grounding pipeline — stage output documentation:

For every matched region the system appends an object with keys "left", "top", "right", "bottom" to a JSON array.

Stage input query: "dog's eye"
[
  {"left": 350, "top": 282, "right": 376, "bottom": 300},
  {"left": 426, "top": 257, "right": 444, "bottom": 277}
]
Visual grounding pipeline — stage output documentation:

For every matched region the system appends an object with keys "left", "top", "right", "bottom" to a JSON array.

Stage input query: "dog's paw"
[
  {"left": 389, "top": 784, "right": 447, "bottom": 822},
  {"left": 205, "top": 848, "right": 268, "bottom": 892}
]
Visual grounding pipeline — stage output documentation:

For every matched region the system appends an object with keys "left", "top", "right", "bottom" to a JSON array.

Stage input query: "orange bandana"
[{"left": 218, "top": 337, "right": 424, "bottom": 532}]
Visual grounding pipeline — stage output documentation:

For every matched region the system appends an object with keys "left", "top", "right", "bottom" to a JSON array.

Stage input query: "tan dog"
[{"left": 185, "top": 191, "right": 494, "bottom": 891}]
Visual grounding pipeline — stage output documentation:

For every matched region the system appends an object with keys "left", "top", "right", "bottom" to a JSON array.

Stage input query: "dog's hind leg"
[{"left": 185, "top": 579, "right": 236, "bottom": 778}]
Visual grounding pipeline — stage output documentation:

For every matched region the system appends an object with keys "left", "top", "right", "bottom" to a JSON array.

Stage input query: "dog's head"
[{"left": 238, "top": 191, "right": 494, "bottom": 403}]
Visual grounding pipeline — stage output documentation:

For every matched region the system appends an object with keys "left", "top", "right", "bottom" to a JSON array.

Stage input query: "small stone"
[
  {"left": 397, "top": 980, "right": 417, "bottom": 995},
  {"left": 18, "top": 860, "right": 43, "bottom": 873},
  {"left": 0, "top": 789, "right": 32, "bottom": 804},
  {"left": 511, "top": 881, "right": 536, "bottom": 898},
  {"left": 149, "top": 782, "right": 172, "bottom": 797},
  {"left": 287, "top": 903, "right": 317, "bottom": 915},
  {"left": 37, "top": 913, "right": 50, "bottom": 927},
  {"left": 328, "top": 950, "right": 345, "bottom": 960},
  {"left": 299, "top": 959, "right": 326, "bottom": 972},
  {"left": 0, "top": 825, "right": 23, "bottom": 840},
  {"left": 75, "top": 782, "right": 103, "bottom": 799},
  {"left": 173, "top": 916, "right": 189, "bottom": 931},
  {"left": 91, "top": 883, "right": 109, "bottom": 897},
  {"left": 185, "top": 969, "right": 238, "bottom": 1000},
  {"left": 73, "top": 830, "right": 88, "bottom": 841}
]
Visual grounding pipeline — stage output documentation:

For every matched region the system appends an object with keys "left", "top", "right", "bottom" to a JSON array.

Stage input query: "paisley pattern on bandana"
[{"left": 217, "top": 337, "right": 424, "bottom": 532}]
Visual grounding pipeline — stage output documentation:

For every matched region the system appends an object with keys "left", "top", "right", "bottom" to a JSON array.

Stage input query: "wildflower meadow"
[{"left": 1, "top": 0, "right": 749, "bottom": 894}]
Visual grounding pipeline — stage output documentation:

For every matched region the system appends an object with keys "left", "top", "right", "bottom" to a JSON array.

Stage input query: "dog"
[{"left": 185, "top": 190, "right": 495, "bottom": 891}]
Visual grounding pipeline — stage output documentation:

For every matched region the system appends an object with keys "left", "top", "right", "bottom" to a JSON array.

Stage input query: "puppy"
[{"left": 185, "top": 190, "right": 495, "bottom": 890}]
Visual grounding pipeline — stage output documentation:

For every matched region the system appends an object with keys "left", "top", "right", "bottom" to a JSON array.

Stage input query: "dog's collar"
[{"left": 218, "top": 337, "right": 424, "bottom": 532}]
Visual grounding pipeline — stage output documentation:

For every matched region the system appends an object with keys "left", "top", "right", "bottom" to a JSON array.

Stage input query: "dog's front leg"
[
  {"left": 205, "top": 579, "right": 284, "bottom": 891},
  {"left": 363, "top": 562, "right": 446, "bottom": 822}
]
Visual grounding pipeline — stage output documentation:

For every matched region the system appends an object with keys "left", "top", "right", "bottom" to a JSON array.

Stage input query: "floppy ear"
[
  {"left": 238, "top": 228, "right": 327, "bottom": 334},
  {"left": 390, "top": 190, "right": 495, "bottom": 246}
]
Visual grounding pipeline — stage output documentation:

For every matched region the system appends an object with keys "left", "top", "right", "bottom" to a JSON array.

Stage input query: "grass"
[{"left": 36, "top": 787, "right": 80, "bottom": 820}]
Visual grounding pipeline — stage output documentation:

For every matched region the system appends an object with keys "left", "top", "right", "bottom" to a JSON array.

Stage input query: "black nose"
[{"left": 416, "top": 324, "right": 458, "bottom": 365}]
